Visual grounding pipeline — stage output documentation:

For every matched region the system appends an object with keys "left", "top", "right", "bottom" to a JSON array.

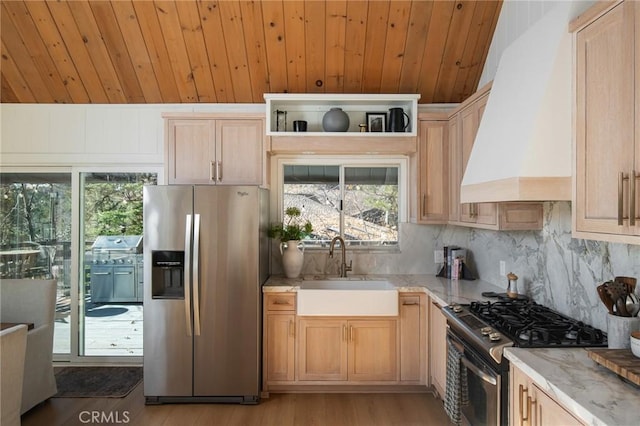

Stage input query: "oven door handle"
[{"left": 460, "top": 355, "right": 497, "bottom": 386}]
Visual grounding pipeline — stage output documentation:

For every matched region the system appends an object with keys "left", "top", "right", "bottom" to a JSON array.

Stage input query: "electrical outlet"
[
  {"left": 434, "top": 250, "right": 444, "bottom": 263},
  {"left": 500, "top": 261, "right": 506, "bottom": 276}
]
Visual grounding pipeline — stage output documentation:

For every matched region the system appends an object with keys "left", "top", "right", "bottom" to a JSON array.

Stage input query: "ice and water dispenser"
[{"left": 151, "top": 251, "right": 185, "bottom": 299}]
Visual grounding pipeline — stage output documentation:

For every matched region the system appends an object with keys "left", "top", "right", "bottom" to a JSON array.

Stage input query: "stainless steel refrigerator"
[{"left": 143, "top": 185, "right": 269, "bottom": 404}]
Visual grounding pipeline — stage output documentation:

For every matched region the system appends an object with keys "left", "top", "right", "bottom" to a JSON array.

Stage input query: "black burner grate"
[{"left": 469, "top": 300, "right": 606, "bottom": 348}]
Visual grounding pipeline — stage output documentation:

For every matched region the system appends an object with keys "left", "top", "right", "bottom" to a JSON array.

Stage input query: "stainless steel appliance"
[
  {"left": 442, "top": 298, "right": 607, "bottom": 426},
  {"left": 90, "top": 235, "right": 143, "bottom": 303},
  {"left": 143, "top": 185, "right": 269, "bottom": 404}
]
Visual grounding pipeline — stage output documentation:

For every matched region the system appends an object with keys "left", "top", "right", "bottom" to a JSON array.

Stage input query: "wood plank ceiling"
[{"left": 0, "top": 0, "right": 502, "bottom": 105}]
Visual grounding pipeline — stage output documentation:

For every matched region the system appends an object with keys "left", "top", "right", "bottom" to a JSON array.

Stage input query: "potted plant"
[{"left": 268, "top": 207, "right": 313, "bottom": 278}]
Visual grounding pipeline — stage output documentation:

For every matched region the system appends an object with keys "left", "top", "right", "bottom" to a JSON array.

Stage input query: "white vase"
[{"left": 280, "top": 240, "right": 305, "bottom": 278}]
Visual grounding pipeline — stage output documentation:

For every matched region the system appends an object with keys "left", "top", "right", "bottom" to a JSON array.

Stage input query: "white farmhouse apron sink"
[{"left": 297, "top": 280, "right": 398, "bottom": 316}]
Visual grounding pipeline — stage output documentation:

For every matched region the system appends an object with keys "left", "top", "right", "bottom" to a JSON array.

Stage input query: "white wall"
[{"left": 0, "top": 103, "right": 264, "bottom": 167}]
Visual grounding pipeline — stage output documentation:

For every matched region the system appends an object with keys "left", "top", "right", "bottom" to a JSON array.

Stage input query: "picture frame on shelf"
[{"left": 366, "top": 112, "right": 387, "bottom": 132}]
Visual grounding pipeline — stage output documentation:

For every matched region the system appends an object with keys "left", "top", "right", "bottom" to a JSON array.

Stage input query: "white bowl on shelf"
[{"left": 630, "top": 331, "right": 640, "bottom": 358}]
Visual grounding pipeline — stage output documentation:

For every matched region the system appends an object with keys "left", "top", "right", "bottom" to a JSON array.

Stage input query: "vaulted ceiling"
[{"left": 0, "top": 0, "right": 502, "bottom": 104}]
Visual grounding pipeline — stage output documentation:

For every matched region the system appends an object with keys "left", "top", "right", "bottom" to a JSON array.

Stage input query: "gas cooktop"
[
  {"left": 468, "top": 299, "right": 607, "bottom": 348},
  {"left": 443, "top": 298, "right": 607, "bottom": 364}
]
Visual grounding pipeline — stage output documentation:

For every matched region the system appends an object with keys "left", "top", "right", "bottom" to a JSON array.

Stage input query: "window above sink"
[{"left": 272, "top": 157, "right": 408, "bottom": 251}]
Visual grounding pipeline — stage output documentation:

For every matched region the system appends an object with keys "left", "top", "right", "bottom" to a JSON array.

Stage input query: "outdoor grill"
[{"left": 90, "top": 235, "right": 143, "bottom": 303}]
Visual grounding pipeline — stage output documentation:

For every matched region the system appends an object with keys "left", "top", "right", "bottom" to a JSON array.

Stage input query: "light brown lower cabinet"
[
  {"left": 399, "top": 294, "right": 426, "bottom": 383},
  {"left": 298, "top": 318, "right": 398, "bottom": 382},
  {"left": 429, "top": 299, "right": 447, "bottom": 398},
  {"left": 510, "top": 365, "right": 584, "bottom": 426},
  {"left": 265, "top": 313, "right": 296, "bottom": 382},
  {"left": 263, "top": 293, "right": 426, "bottom": 391},
  {"left": 263, "top": 294, "right": 296, "bottom": 387}
]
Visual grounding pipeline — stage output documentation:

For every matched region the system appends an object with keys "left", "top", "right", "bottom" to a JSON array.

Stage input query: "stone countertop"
[
  {"left": 505, "top": 347, "right": 640, "bottom": 426},
  {"left": 263, "top": 274, "right": 505, "bottom": 306}
]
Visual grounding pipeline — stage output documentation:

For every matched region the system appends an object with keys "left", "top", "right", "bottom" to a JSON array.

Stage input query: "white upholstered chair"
[
  {"left": 0, "top": 324, "right": 28, "bottom": 426},
  {"left": 0, "top": 279, "right": 57, "bottom": 414}
]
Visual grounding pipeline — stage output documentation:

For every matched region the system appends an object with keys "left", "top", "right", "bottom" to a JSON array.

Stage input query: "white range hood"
[{"left": 460, "top": 2, "right": 585, "bottom": 203}]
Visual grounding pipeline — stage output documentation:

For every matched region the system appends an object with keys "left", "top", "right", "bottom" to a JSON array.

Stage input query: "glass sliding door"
[
  {"left": 80, "top": 172, "right": 156, "bottom": 356},
  {"left": 0, "top": 172, "right": 73, "bottom": 355}
]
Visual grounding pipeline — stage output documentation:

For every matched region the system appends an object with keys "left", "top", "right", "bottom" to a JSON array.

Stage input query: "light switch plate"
[{"left": 434, "top": 250, "right": 444, "bottom": 263}]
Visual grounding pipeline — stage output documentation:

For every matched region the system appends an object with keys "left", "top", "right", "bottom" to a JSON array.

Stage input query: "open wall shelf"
[{"left": 264, "top": 93, "right": 420, "bottom": 137}]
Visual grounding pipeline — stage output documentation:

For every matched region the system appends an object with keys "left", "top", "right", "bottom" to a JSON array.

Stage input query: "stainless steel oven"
[
  {"left": 447, "top": 328, "right": 503, "bottom": 426},
  {"left": 442, "top": 299, "right": 607, "bottom": 426}
]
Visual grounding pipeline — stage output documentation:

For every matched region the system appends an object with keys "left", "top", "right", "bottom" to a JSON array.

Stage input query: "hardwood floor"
[{"left": 22, "top": 383, "right": 454, "bottom": 426}]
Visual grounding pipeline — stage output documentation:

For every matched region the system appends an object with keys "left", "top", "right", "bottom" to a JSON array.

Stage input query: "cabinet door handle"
[
  {"left": 210, "top": 161, "right": 215, "bottom": 182},
  {"left": 630, "top": 169, "right": 636, "bottom": 226},
  {"left": 217, "top": 161, "right": 222, "bottom": 182},
  {"left": 526, "top": 395, "right": 536, "bottom": 425},
  {"left": 402, "top": 301, "right": 419, "bottom": 306},
  {"left": 273, "top": 300, "right": 291, "bottom": 305},
  {"left": 342, "top": 324, "right": 347, "bottom": 341},
  {"left": 619, "top": 171, "right": 625, "bottom": 225},
  {"left": 350, "top": 325, "right": 354, "bottom": 342},
  {"left": 289, "top": 319, "right": 295, "bottom": 337},
  {"left": 519, "top": 384, "right": 529, "bottom": 426},
  {"left": 422, "top": 194, "right": 427, "bottom": 214}
]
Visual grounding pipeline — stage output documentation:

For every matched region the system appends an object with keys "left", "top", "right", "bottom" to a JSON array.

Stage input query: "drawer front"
[
  {"left": 265, "top": 294, "right": 296, "bottom": 312},
  {"left": 400, "top": 295, "right": 420, "bottom": 306}
]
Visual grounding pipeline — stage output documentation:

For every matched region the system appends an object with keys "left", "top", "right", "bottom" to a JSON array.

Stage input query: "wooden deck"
[{"left": 54, "top": 296, "right": 143, "bottom": 357}]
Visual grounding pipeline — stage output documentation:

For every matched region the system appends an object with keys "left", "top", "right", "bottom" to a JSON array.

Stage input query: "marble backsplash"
[
  {"left": 270, "top": 202, "right": 640, "bottom": 332},
  {"left": 270, "top": 221, "right": 442, "bottom": 277},
  {"left": 436, "top": 202, "right": 640, "bottom": 332}
]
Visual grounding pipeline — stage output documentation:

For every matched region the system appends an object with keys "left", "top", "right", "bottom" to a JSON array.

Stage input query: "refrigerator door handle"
[
  {"left": 184, "top": 214, "right": 193, "bottom": 337},
  {"left": 193, "top": 214, "right": 202, "bottom": 336}
]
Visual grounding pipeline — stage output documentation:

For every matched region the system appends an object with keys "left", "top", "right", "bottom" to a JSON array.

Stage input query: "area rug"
[{"left": 54, "top": 366, "right": 142, "bottom": 398}]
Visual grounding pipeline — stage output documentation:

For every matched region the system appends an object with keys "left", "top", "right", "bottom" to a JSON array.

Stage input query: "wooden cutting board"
[{"left": 587, "top": 348, "right": 640, "bottom": 386}]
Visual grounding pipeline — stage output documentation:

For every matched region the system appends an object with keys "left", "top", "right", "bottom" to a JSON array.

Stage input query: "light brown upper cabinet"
[
  {"left": 417, "top": 115, "right": 449, "bottom": 224},
  {"left": 164, "top": 113, "right": 265, "bottom": 185},
  {"left": 572, "top": 0, "right": 640, "bottom": 244},
  {"left": 448, "top": 84, "right": 543, "bottom": 230},
  {"left": 456, "top": 91, "right": 497, "bottom": 226},
  {"left": 448, "top": 115, "right": 461, "bottom": 223}
]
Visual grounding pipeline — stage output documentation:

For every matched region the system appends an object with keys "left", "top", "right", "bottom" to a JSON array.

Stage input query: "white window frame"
[{"left": 271, "top": 155, "right": 408, "bottom": 251}]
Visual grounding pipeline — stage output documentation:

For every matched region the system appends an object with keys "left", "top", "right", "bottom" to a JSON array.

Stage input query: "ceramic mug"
[{"left": 293, "top": 120, "right": 307, "bottom": 132}]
